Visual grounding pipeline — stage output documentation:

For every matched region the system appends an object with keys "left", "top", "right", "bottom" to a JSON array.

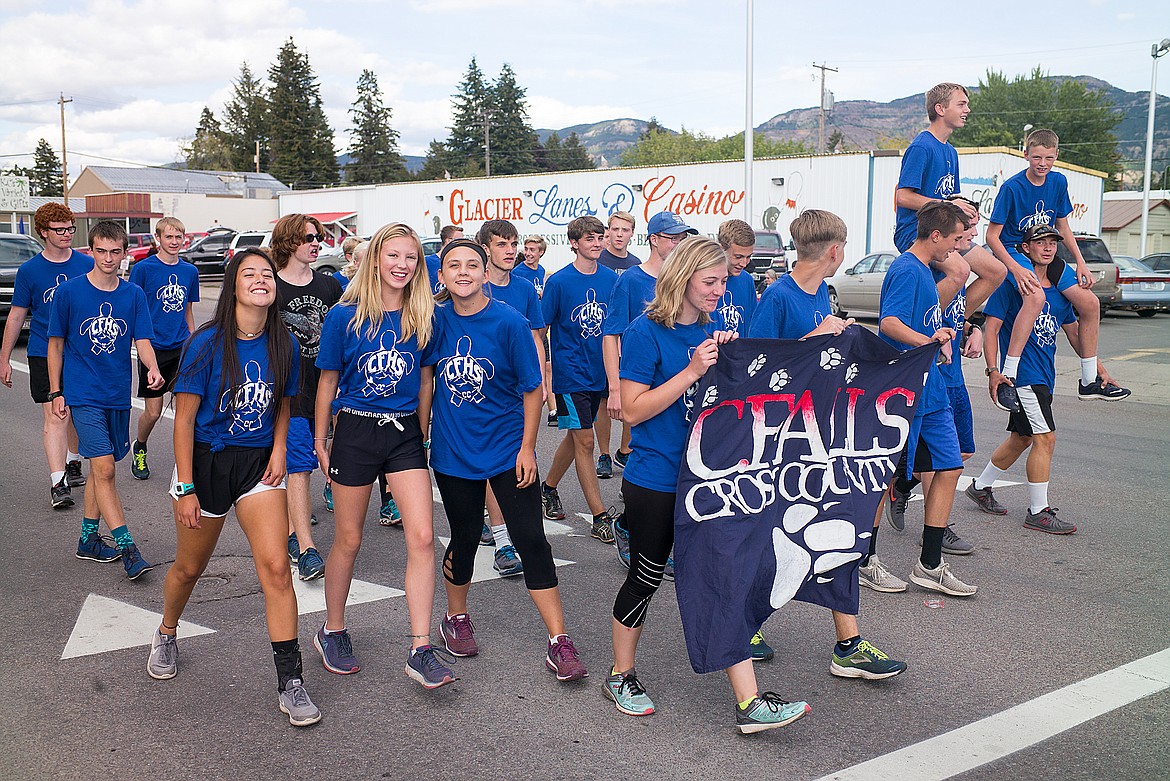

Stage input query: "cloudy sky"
[{"left": 0, "top": 0, "right": 1164, "bottom": 180}]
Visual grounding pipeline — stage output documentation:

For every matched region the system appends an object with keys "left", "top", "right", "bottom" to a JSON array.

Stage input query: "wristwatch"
[
  {"left": 47, "top": 390, "right": 63, "bottom": 401},
  {"left": 985, "top": 367, "right": 999, "bottom": 376},
  {"left": 169, "top": 481, "right": 197, "bottom": 500}
]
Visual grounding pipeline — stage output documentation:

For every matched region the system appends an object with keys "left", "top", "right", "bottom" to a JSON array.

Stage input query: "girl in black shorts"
[
  {"left": 147, "top": 248, "right": 320, "bottom": 727},
  {"left": 312, "top": 223, "right": 451, "bottom": 689}
]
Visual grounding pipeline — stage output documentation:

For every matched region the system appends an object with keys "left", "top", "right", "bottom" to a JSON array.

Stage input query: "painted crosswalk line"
[
  {"left": 436, "top": 537, "right": 574, "bottom": 584},
  {"left": 62, "top": 593, "right": 214, "bottom": 660},
  {"left": 290, "top": 566, "right": 404, "bottom": 615}
]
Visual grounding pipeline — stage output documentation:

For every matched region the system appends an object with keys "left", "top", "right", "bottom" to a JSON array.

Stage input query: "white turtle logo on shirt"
[
  {"left": 157, "top": 274, "right": 186, "bottom": 313},
  {"left": 218, "top": 360, "right": 273, "bottom": 434},
  {"left": 923, "top": 303, "right": 943, "bottom": 333},
  {"left": 1034, "top": 301, "right": 1059, "bottom": 347},
  {"left": 437, "top": 335, "right": 496, "bottom": 407},
  {"left": 358, "top": 329, "right": 414, "bottom": 397},
  {"left": 1018, "top": 200, "right": 1053, "bottom": 233},
  {"left": 935, "top": 172, "right": 956, "bottom": 198},
  {"left": 571, "top": 289, "right": 607, "bottom": 338},
  {"left": 944, "top": 290, "right": 966, "bottom": 331},
  {"left": 43, "top": 274, "right": 69, "bottom": 304},
  {"left": 79, "top": 302, "right": 127, "bottom": 355},
  {"left": 533, "top": 279, "right": 544, "bottom": 297},
  {"left": 716, "top": 293, "right": 743, "bottom": 333}
]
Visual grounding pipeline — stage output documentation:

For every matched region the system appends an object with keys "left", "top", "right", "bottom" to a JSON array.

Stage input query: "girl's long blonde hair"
[
  {"left": 645, "top": 236, "right": 729, "bottom": 328},
  {"left": 339, "top": 222, "right": 433, "bottom": 346}
]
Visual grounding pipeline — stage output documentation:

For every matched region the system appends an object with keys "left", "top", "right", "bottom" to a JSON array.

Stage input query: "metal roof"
[
  {"left": 28, "top": 196, "right": 87, "bottom": 212},
  {"left": 84, "top": 166, "right": 289, "bottom": 196},
  {"left": 1102, "top": 198, "right": 1170, "bottom": 231}
]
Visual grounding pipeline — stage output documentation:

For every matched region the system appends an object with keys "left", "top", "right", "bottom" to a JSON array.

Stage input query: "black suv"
[
  {"left": 181, "top": 229, "right": 236, "bottom": 275},
  {"left": 0, "top": 233, "right": 46, "bottom": 329}
]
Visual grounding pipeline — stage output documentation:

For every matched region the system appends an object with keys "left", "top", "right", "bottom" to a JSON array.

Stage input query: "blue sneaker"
[
  {"left": 663, "top": 554, "right": 675, "bottom": 582},
  {"left": 298, "top": 547, "right": 325, "bottom": 581},
  {"left": 121, "top": 544, "right": 154, "bottom": 580},
  {"left": 830, "top": 638, "right": 907, "bottom": 680},
  {"left": 76, "top": 533, "right": 121, "bottom": 563},
  {"left": 735, "top": 692, "right": 810, "bottom": 734},
  {"left": 405, "top": 645, "right": 457, "bottom": 689},
  {"left": 379, "top": 497, "right": 401, "bottom": 527},
  {"left": 314, "top": 625, "right": 360, "bottom": 674},
  {"left": 287, "top": 532, "right": 299, "bottom": 563},
  {"left": 479, "top": 521, "right": 494, "bottom": 545},
  {"left": 322, "top": 484, "right": 334, "bottom": 513},
  {"left": 493, "top": 544, "right": 524, "bottom": 577},
  {"left": 604, "top": 668, "right": 655, "bottom": 716},
  {"left": 613, "top": 514, "right": 631, "bottom": 569},
  {"left": 749, "top": 631, "right": 775, "bottom": 662},
  {"left": 613, "top": 449, "right": 630, "bottom": 469}
]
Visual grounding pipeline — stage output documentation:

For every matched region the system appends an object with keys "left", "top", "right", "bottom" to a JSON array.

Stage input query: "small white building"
[{"left": 1101, "top": 190, "right": 1170, "bottom": 258}]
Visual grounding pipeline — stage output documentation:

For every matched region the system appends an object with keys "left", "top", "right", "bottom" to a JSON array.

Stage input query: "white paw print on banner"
[
  {"left": 703, "top": 386, "right": 719, "bottom": 407},
  {"left": 747, "top": 353, "right": 767, "bottom": 377},
  {"left": 820, "top": 347, "right": 843, "bottom": 370},
  {"left": 845, "top": 363, "right": 859, "bottom": 384},
  {"left": 769, "top": 503, "right": 863, "bottom": 608},
  {"left": 769, "top": 369, "right": 790, "bottom": 391}
]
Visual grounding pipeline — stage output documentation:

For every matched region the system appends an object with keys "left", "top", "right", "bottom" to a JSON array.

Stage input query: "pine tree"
[
  {"left": 557, "top": 132, "right": 595, "bottom": 170},
  {"left": 182, "top": 108, "right": 234, "bottom": 171},
  {"left": 640, "top": 116, "right": 667, "bottom": 140},
  {"left": 537, "top": 130, "right": 561, "bottom": 171},
  {"left": 266, "top": 39, "right": 338, "bottom": 187},
  {"left": 487, "top": 63, "right": 538, "bottom": 175},
  {"left": 447, "top": 58, "right": 492, "bottom": 175},
  {"left": 222, "top": 62, "right": 269, "bottom": 173},
  {"left": 30, "top": 138, "right": 63, "bottom": 197},
  {"left": 346, "top": 69, "right": 408, "bottom": 184},
  {"left": 417, "top": 140, "right": 457, "bottom": 180}
]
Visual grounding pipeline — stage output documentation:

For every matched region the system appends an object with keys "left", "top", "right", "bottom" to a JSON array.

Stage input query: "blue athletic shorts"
[
  {"left": 906, "top": 407, "right": 963, "bottom": 479},
  {"left": 946, "top": 384, "right": 975, "bottom": 455},
  {"left": 286, "top": 416, "right": 319, "bottom": 474},
  {"left": 556, "top": 391, "right": 604, "bottom": 431},
  {"left": 72, "top": 405, "right": 131, "bottom": 461},
  {"left": 1006, "top": 249, "right": 1077, "bottom": 292}
]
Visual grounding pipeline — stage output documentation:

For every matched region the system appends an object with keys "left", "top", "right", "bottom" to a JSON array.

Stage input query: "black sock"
[
  {"left": 593, "top": 510, "right": 610, "bottom": 522},
  {"left": 895, "top": 476, "right": 919, "bottom": 495},
  {"left": 921, "top": 526, "right": 945, "bottom": 569},
  {"left": 860, "top": 526, "right": 879, "bottom": 567},
  {"left": 542, "top": 482, "right": 554, "bottom": 494},
  {"left": 835, "top": 635, "right": 861, "bottom": 655},
  {"left": 272, "top": 639, "right": 302, "bottom": 692}
]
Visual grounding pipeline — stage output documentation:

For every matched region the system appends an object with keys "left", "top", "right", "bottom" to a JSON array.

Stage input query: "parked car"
[
  {"left": 181, "top": 230, "right": 237, "bottom": 275},
  {"left": 420, "top": 236, "right": 442, "bottom": 257},
  {"left": 311, "top": 243, "right": 346, "bottom": 275},
  {"left": 225, "top": 231, "right": 271, "bottom": 265},
  {"left": 1056, "top": 234, "right": 1120, "bottom": 313},
  {"left": 749, "top": 230, "right": 788, "bottom": 290},
  {"left": 1141, "top": 252, "right": 1170, "bottom": 273},
  {"left": 1110, "top": 255, "right": 1170, "bottom": 317},
  {"left": 0, "top": 233, "right": 46, "bottom": 330},
  {"left": 825, "top": 251, "right": 896, "bottom": 317},
  {"left": 126, "top": 233, "right": 157, "bottom": 262}
]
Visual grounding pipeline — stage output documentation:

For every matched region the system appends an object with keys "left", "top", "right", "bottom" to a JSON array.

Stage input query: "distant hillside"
[
  {"left": 336, "top": 152, "right": 425, "bottom": 179},
  {"left": 536, "top": 118, "right": 656, "bottom": 167}
]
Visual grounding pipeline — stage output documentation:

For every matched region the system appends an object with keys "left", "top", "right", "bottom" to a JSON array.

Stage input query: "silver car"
[
  {"left": 825, "top": 251, "right": 896, "bottom": 317},
  {"left": 1112, "top": 256, "right": 1170, "bottom": 317}
]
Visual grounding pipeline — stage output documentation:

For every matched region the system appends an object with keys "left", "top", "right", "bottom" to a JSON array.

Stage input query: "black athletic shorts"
[
  {"left": 328, "top": 410, "right": 428, "bottom": 486},
  {"left": 27, "top": 355, "right": 52, "bottom": 404},
  {"left": 138, "top": 347, "right": 183, "bottom": 399},
  {"left": 1008, "top": 384, "right": 1056, "bottom": 437},
  {"left": 188, "top": 443, "right": 281, "bottom": 518}
]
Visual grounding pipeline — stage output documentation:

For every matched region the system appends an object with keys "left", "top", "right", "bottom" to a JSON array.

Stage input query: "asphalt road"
[{"left": 1, "top": 286, "right": 1167, "bottom": 781}]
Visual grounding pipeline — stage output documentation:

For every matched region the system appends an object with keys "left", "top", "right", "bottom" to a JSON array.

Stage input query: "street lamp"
[
  {"left": 1022, "top": 123, "right": 1033, "bottom": 152},
  {"left": 1140, "top": 38, "right": 1170, "bottom": 258}
]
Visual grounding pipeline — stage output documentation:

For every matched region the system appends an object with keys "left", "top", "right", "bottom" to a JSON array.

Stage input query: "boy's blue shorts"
[
  {"left": 947, "top": 384, "right": 975, "bottom": 455},
  {"left": 906, "top": 407, "right": 963, "bottom": 479},
  {"left": 286, "top": 416, "right": 319, "bottom": 474},
  {"left": 72, "top": 405, "right": 131, "bottom": 461}
]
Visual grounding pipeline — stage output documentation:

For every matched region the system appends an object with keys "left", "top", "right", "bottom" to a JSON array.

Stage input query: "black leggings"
[
  {"left": 433, "top": 468, "right": 558, "bottom": 591},
  {"left": 613, "top": 479, "right": 675, "bottom": 629}
]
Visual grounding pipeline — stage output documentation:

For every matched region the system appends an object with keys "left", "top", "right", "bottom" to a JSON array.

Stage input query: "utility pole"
[
  {"left": 813, "top": 62, "right": 837, "bottom": 154},
  {"left": 59, "top": 92, "right": 72, "bottom": 203},
  {"left": 481, "top": 108, "right": 494, "bottom": 177},
  {"left": 254, "top": 140, "right": 260, "bottom": 173},
  {"left": 744, "top": 0, "right": 754, "bottom": 226}
]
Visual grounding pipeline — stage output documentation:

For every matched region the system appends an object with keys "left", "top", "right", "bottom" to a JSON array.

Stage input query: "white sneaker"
[
  {"left": 858, "top": 555, "right": 908, "bottom": 593},
  {"left": 909, "top": 559, "right": 977, "bottom": 597}
]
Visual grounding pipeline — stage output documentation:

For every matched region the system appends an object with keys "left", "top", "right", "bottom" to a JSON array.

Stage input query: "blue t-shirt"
[
  {"left": 487, "top": 278, "right": 544, "bottom": 329},
  {"left": 425, "top": 254, "right": 444, "bottom": 295},
  {"left": 541, "top": 262, "right": 618, "bottom": 393},
  {"left": 47, "top": 276, "right": 153, "bottom": 409},
  {"left": 11, "top": 250, "right": 94, "bottom": 358},
  {"left": 984, "top": 281, "right": 1075, "bottom": 391},
  {"left": 174, "top": 330, "right": 300, "bottom": 449},
  {"left": 990, "top": 169, "right": 1073, "bottom": 250},
  {"left": 424, "top": 300, "right": 543, "bottom": 480},
  {"left": 620, "top": 315, "right": 713, "bottom": 493},
  {"left": 316, "top": 304, "right": 427, "bottom": 415},
  {"left": 513, "top": 262, "right": 546, "bottom": 296},
  {"left": 931, "top": 266, "right": 967, "bottom": 388},
  {"left": 129, "top": 255, "right": 201, "bottom": 351},
  {"left": 712, "top": 269, "right": 758, "bottom": 336},
  {"left": 748, "top": 274, "right": 830, "bottom": 340},
  {"left": 333, "top": 270, "right": 350, "bottom": 291},
  {"left": 878, "top": 252, "right": 948, "bottom": 415},
  {"left": 603, "top": 265, "right": 656, "bottom": 337},
  {"left": 599, "top": 248, "right": 642, "bottom": 275},
  {"left": 895, "top": 131, "right": 961, "bottom": 252}
]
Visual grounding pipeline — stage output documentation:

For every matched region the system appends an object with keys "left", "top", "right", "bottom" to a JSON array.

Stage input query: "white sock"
[
  {"left": 67, "top": 451, "right": 80, "bottom": 463},
  {"left": 550, "top": 633, "right": 567, "bottom": 644},
  {"left": 50, "top": 470, "right": 65, "bottom": 485},
  {"left": 1028, "top": 481, "right": 1049, "bottom": 514},
  {"left": 323, "top": 625, "right": 346, "bottom": 635},
  {"left": 1002, "top": 355, "right": 1020, "bottom": 379},
  {"left": 1080, "top": 357, "right": 1097, "bottom": 385},
  {"left": 974, "top": 462, "right": 1006, "bottom": 490},
  {"left": 491, "top": 523, "right": 513, "bottom": 549}
]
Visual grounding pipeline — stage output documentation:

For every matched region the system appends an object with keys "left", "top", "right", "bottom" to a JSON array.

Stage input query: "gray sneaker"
[
  {"left": 1024, "top": 507, "right": 1077, "bottom": 535},
  {"left": 278, "top": 678, "right": 321, "bottom": 726},
  {"left": 965, "top": 483, "right": 1008, "bottom": 515},
  {"left": 858, "top": 555, "right": 907, "bottom": 593},
  {"left": 885, "top": 482, "right": 910, "bottom": 532},
  {"left": 922, "top": 523, "right": 974, "bottom": 555},
  {"left": 591, "top": 512, "right": 615, "bottom": 544},
  {"left": 909, "top": 559, "right": 977, "bottom": 596},
  {"left": 147, "top": 628, "right": 177, "bottom": 680}
]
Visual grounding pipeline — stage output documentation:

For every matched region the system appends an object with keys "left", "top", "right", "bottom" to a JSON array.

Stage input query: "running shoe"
[
  {"left": 597, "top": 453, "right": 613, "bottom": 479},
  {"left": 130, "top": 440, "right": 150, "bottom": 480},
  {"left": 314, "top": 625, "right": 360, "bottom": 674},
  {"left": 405, "top": 645, "right": 456, "bottom": 689},
  {"left": 322, "top": 484, "right": 333, "bottom": 512},
  {"left": 546, "top": 411, "right": 558, "bottom": 427},
  {"left": 994, "top": 381, "right": 1022, "bottom": 413},
  {"left": 663, "top": 555, "right": 675, "bottom": 582},
  {"left": 147, "top": 628, "right": 178, "bottom": 680},
  {"left": 287, "top": 533, "right": 300, "bottom": 563},
  {"left": 830, "top": 638, "right": 907, "bottom": 680},
  {"left": 613, "top": 449, "right": 630, "bottom": 469},
  {"left": 51, "top": 477, "right": 73, "bottom": 510},
  {"left": 541, "top": 485, "right": 565, "bottom": 521},
  {"left": 1024, "top": 507, "right": 1077, "bottom": 535},
  {"left": 964, "top": 483, "right": 1008, "bottom": 515},
  {"left": 749, "top": 631, "right": 775, "bottom": 662},
  {"left": 297, "top": 547, "right": 325, "bottom": 581},
  {"left": 440, "top": 612, "right": 478, "bottom": 657},
  {"left": 941, "top": 523, "right": 973, "bottom": 555},
  {"left": 278, "top": 679, "right": 321, "bottom": 727},
  {"left": 885, "top": 481, "right": 910, "bottom": 532},
  {"left": 379, "top": 497, "right": 401, "bottom": 526},
  {"left": 591, "top": 511, "right": 615, "bottom": 544},
  {"left": 603, "top": 668, "right": 655, "bottom": 716},
  {"left": 1078, "top": 376, "right": 1131, "bottom": 402},
  {"left": 493, "top": 544, "right": 523, "bottom": 577},
  {"left": 122, "top": 544, "right": 154, "bottom": 580},
  {"left": 479, "top": 521, "right": 494, "bottom": 546},
  {"left": 613, "top": 515, "right": 631, "bottom": 568},
  {"left": 65, "top": 459, "right": 86, "bottom": 488},
  {"left": 909, "top": 559, "right": 977, "bottom": 596},
  {"left": 76, "top": 533, "right": 121, "bottom": 563},
  {"left": 735, "top": 692, "right": 810, "bottom": 734},
  {"left": 546, "top": 635, "right": 588, "bottom": 681},
  {"left": 858, "top": 555, "right": 908, "bottom": 593}
]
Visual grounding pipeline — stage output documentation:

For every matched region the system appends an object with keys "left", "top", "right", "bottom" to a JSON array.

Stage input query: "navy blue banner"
[{"left": 673, "top": 327, "right": 937, "bottom": 674}]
